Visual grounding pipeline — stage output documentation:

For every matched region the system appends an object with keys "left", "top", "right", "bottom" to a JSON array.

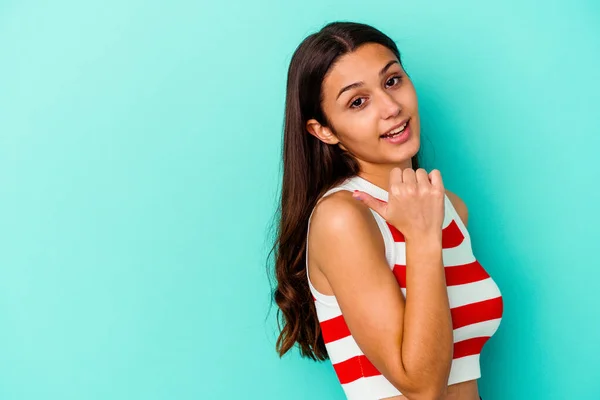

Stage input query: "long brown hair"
[{"left": 268, "top": 21, "right": 421, "bottom": 361}]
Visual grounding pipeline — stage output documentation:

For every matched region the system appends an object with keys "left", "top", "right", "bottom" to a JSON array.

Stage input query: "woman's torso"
[{"left": 306, "top": 175, "right": 503, "bottom": 400}]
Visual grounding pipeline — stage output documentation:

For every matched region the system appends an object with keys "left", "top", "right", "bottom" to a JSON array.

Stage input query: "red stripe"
[
  {"left": 445, "top": 260, "right": 490, "bottom": 285},
  {"left": 386, "top": 219, "right": 464, "bottom": 248},
  {"left": 320, "top": 315, "right": 351, "bottom": 344},
  {"left": 333, "top": 355, "right": 382, "bottom": 384},
  {"left": 453, "top": 336, "right": 490, "bottom": 359},
  {"left": 392, "top": 264, "right": 406, "bottom": 287},
  {"left": 451, "top": 296, "right": 504, "bottom": 329},
  {"left": 392, "top": 260, "right": 490, "bottom": 288},
  {"left": 332, "top": 338, "right": 492, "bottom": 385},
  {"left": 386, "top": 222, "right": 405, "bottom": 242},
  {"left": 441, "top": 219, "right": 465, "bottom": 248}
]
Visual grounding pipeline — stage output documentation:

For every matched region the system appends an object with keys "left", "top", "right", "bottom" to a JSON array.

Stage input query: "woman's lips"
[{"left": 381, "top": 120, "right": 411, "bottom": 144}]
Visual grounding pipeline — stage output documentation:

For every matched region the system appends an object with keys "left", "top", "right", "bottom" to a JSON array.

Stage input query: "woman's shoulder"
[
  {"left": 310, "top": 190, "right": 382, "bottom": 252},
  {"left": 309, "top": 190, "right": 382, "bottom": 248},
  {"left": 308, "top": 190, "right": 388, "bottom": 281}
]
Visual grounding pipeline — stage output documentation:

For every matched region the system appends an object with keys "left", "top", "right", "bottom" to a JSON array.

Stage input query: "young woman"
[{"left": 271, "top": 21, "right": 503, "bottom": 400}]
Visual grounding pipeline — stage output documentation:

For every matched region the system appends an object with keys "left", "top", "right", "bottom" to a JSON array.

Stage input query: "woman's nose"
[{"left": 378, "top": 92, "right": 402, "bottom": 119}]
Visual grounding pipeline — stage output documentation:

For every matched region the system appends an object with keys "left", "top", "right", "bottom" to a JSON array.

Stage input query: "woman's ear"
[{"left": 306, "top": 119, "right": 340, "bottom": 145}]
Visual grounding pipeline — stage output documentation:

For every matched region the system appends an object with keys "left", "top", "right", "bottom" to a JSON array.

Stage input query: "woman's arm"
[{"left": 309, "top": 191, "right": 453, "bottom": 400}]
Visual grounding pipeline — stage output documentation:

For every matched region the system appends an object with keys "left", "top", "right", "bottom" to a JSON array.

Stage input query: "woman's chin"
[{"left": 383, "top": 136, "right": 420, "bottom": 160}]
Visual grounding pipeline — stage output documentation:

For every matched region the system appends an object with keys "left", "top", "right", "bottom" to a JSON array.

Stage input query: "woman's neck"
[{"left": 357, "top": 159, "right": 413, "bottom": 191}]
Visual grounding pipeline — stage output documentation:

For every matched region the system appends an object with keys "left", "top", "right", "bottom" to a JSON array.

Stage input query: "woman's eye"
[
  {"left": 350, "top": 98, "right": 365, "bottom": 108},
  {"left": 386, "top": 76, "right": 402, "bottom": 87}
]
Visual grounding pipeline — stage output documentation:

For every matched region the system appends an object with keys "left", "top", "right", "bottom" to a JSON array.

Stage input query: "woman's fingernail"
[{"left": 352, "top": 190, "right": 361, "bottom": 200}]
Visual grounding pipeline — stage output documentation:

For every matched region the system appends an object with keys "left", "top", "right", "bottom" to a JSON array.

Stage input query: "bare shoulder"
[
  {"left": 309, "top": 190, "right": 383, "bottom": 254},
  {"left": 445, "top": 189, "right": 468, "bottom": 227},
  {"left": 307, "top": 190, "right": 390, "bottom": 287}
]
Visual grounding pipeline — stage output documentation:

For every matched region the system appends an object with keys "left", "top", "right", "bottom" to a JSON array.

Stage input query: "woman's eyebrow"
[{"left": 336, "top": 60, "right": 399, "bottom": 100}]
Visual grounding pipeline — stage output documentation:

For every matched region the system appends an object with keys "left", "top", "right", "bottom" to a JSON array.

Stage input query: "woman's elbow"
[
  {"left": 398, "top": 387, "right": 448, "bottom": 400},
  {"left": 418, "top": 385, "right": 448, "bottom": 400},
  {"left": 389, "top": 373, "right": 449, "bottom": 400}
]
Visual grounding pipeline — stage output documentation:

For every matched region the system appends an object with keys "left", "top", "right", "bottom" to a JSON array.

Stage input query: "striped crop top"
[{"left": 305, "top": 175, "right": 503, "bottom": 400}]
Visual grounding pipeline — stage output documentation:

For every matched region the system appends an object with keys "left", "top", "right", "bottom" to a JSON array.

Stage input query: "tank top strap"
[{"left": 319, "top": 177, "right": 361, "bottom": 199}]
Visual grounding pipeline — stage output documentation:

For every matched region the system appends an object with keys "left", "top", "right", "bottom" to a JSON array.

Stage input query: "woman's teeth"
[{"left": 382, "top": 122, "right": 408, "bottom": 138}]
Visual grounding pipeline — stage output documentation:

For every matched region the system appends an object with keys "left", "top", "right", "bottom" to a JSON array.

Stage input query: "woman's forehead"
[{"left": 323, "top": 44, "right": 401, "bottom": 95}]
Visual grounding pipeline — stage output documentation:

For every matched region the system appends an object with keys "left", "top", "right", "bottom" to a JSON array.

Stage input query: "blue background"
[{"left": 1, "top": 0, "right": 599, "bottom": 398}]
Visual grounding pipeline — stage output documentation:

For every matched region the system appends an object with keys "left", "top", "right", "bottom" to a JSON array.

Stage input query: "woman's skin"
[{"left": 306, "top": 43, "right": 478, "bottom": 400}]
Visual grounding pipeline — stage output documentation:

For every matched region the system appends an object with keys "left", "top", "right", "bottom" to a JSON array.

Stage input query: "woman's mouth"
[{"left": 380, "top": 119, "right": 411, "bottom": 144}]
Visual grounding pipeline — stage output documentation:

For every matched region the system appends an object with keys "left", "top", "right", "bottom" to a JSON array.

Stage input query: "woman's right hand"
[{"left": 352, "top": 168, "right": 446, "bottom": 241}]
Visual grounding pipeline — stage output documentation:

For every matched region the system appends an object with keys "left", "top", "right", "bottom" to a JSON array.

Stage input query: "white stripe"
[
  {"left": 341, "top": 374, "right": 402, "bottom": 400},
  {"left": 400, "top": 277, "right": 502, "bottom": 309},
  {"left": 339, "top": 354, "right": 482, "bottom": 400},
  {"left": 314, "top": 301, "right": 342, "bottom": 321},
  {"left": 443, "top": 244, "right": 476, "bottom": 267},
  {"left": 447, "top": 278, "right": 502, "bottom": 308},
  {"left": 393, "top": 240, "right": 477, "bottom": 267},
  {"left": 447, "top": 354, "right": 482, "bottom": 385},
  {"left": 342, "top": 354, "right": 481, "bottom": 400},
  {"left": 442, "top": 198, "right": 455, "bottom": 228},
  {"left": 325, "top": 335, "right": 364, "bottom": 364},
  {"left": 307, "top": 273, "right": 338, "bottom": 307},
  {"left": 453, "top": 318, "right": 502, "bottom": 342}
]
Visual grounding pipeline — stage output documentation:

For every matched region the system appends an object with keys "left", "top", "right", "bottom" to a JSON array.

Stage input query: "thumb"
[{"left": 352, "top": 190, "right": 387, "bottom": 218}]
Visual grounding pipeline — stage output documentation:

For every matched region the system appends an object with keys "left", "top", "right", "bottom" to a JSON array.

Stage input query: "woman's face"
[{"left": 306, "top": 43, "right": 420, "bottom": 173}]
